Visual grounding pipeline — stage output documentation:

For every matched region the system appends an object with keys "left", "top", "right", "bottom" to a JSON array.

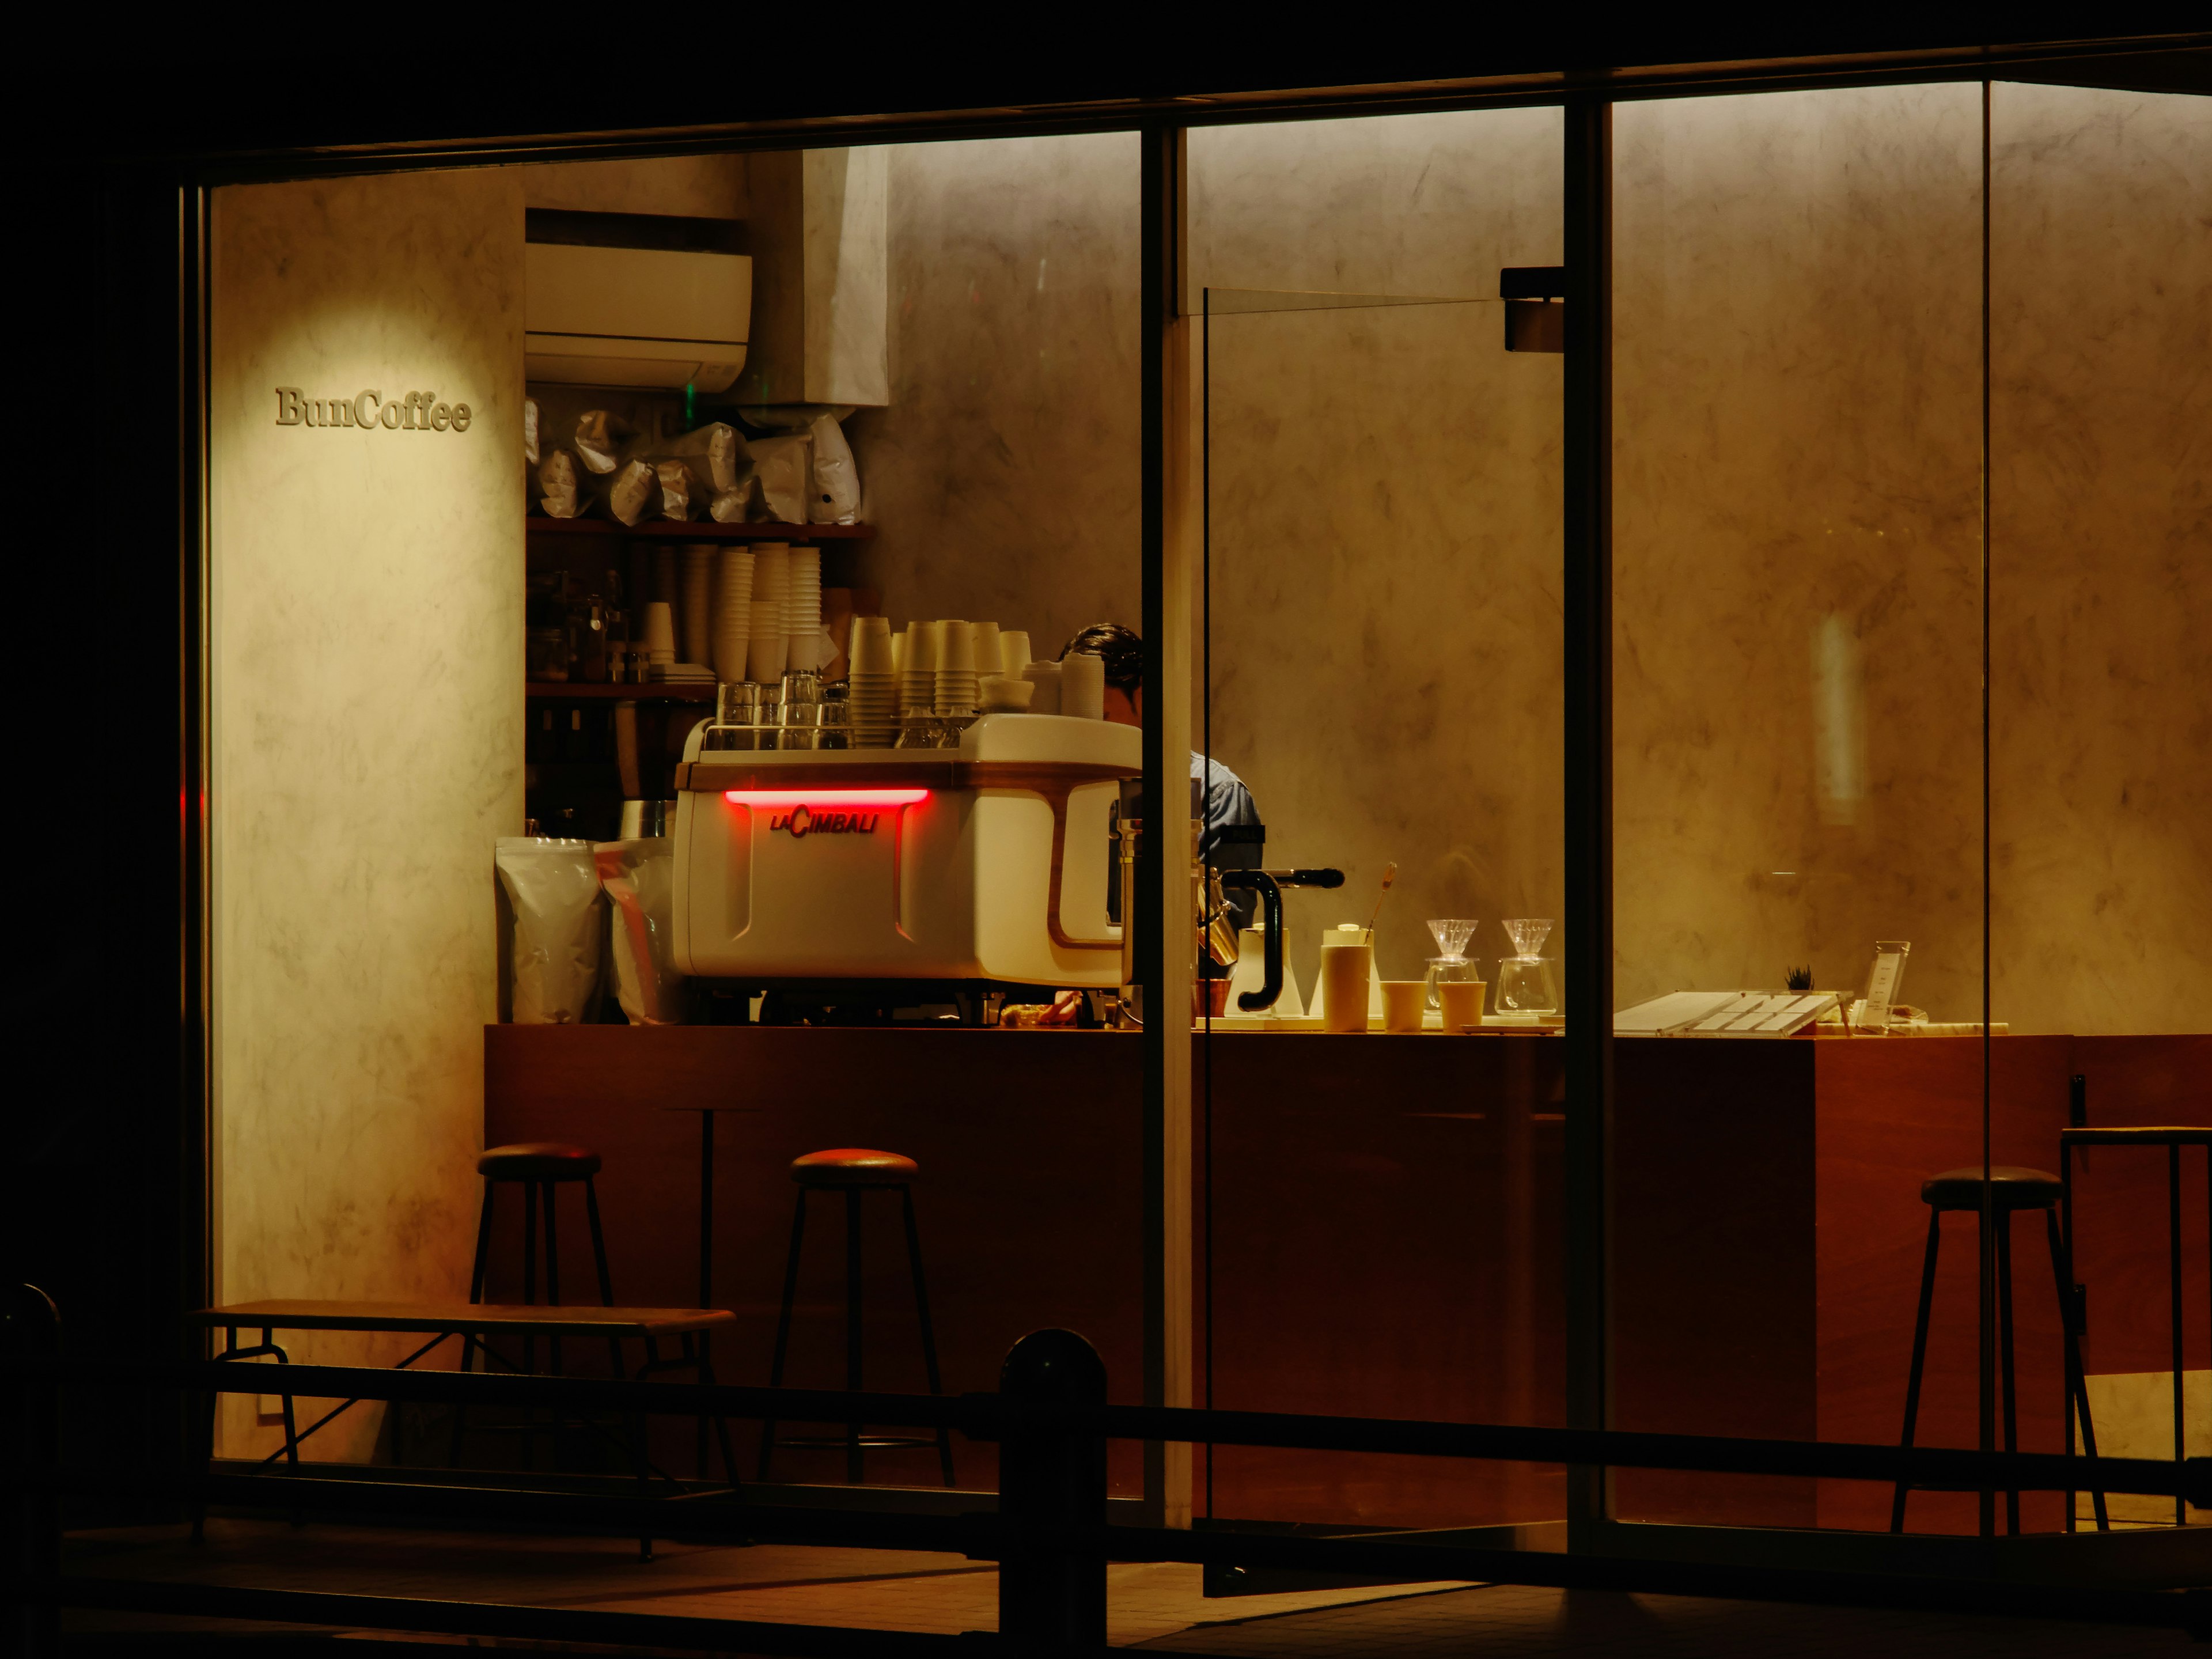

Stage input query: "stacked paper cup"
[
  {"left": 969, "top": 622, "right": 1001, "bottom": 688},
  {"left": 935, "top": 619, "right": 978, "bottom": 715},
  {"left": 999, "top": 630, "right": 1032, "bottom": 676},
  {"left": 846, "top": 617, "right": 897, "bottom": 746},
  {"left": 787, "top": 547, "right": 823, "bottom": 672},
  {"left": 898, "top": 620, "right": 940, "bottom": 714},
  {"left": 748, "top": 544, "right": 790, "bottom": 683},
  {"left": 680, "top": 546, "right": 715, "bottom": 668},
  {"left": 712, "top": 548, "right": 754, "bottom": 683}
]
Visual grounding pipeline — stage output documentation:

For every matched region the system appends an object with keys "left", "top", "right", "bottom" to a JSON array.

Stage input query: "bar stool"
[
  {"left": 757, "top": 1148, "right": 956, "bottom": 1486},
  {"left": 452, "top": 1142, "right": 617, "bottom": 1465},
  {"left": 1890, "top": 1165, "right": 2097, "bottom": 1534}
]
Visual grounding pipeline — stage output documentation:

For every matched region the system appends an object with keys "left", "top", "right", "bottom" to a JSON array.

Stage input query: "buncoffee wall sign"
[{"left": 274, "top": 387, "right": 474, "bottom": 432}]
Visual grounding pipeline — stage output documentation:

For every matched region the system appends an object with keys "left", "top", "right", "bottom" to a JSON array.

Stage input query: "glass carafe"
[
  {"left": 1423, "top": 918, "right": 1479, "bottom": 1009},
  {"left": 1496, "top": 917, "right": 1559, "bottom": 1016}
]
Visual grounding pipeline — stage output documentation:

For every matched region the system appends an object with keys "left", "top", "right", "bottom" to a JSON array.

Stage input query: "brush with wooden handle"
[{"left": 1364, "top": 861, "right": 1398, "bottom": 937}]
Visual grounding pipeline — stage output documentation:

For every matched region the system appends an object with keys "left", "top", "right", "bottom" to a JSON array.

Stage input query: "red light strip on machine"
[{"left": 723, "top": 789, "right": 930, "bottom": 808}]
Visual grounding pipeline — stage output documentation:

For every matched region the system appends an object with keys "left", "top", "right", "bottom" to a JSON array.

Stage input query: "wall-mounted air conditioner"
[{"left": 525, "top": 213, "right": 752, "bottom": 392}]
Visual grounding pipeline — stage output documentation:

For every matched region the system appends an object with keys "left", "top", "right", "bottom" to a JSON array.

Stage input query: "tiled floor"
[{"left": 60, "top": 1521, "right": 2198, "bottom": 1656}]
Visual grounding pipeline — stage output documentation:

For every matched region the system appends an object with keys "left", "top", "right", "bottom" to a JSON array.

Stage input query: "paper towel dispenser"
[{"left": 525, "top": 212, "right": 752, "bottom": 392}]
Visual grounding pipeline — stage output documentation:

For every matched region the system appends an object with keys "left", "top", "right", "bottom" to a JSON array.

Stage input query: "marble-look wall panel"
[
  {"left": 211, "top": 168, "right": 525, "bottom": 1459},
  {"left": 847, "top": 133, "right": 1141, "bottom": 654},
  {"left": 1189, "top": 111, "right": 1566, "bottom": 990},
  {"left": 1990, "top": 85, "right": 2212, "bottom": 1037},
  {"left": 1612, "top": 86, "right": 1988, "bottom": 1018}
]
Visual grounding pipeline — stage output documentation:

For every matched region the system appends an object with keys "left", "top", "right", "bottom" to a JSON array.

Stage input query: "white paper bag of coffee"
[{"left": 495, "top": 838, "right": 604, "bottom": 1024}]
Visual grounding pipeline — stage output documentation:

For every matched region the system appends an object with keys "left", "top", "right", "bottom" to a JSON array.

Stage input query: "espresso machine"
[{"left": 671, "top": 712, "right": 1141, "bottom": 991}]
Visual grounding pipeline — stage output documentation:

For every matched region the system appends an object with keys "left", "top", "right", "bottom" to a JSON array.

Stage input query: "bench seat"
[{"left": 190, "top": 1300, "right": 734, "bottom": 1340}]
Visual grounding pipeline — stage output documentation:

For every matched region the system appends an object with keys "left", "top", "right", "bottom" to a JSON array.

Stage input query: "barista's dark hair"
[{"left": 1061, "top": 622, "right": 1142, "bottom": 695}]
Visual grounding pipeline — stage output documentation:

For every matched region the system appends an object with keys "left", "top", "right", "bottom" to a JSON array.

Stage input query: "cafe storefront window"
[{"left": 42, "top": 39, "right": 2203, "bottom": 1654}]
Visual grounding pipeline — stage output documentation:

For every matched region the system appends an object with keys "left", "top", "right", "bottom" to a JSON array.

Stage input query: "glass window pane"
[
  {"left": 1611, "top": 84, "right": 1990, "bottom": 1531},
  {"left": 1192, "top": 107, "right": 1568, "bottom": 1532}
]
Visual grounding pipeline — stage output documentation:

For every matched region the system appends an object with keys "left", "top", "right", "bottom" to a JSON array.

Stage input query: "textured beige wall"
[
  {"left": 1990, "top": 85, "right": 2212, "bottom": 1037},
  {"left": 846, "top": 132, "right": 1143, "bottom": 658},
  {"left": 1612, "top": 85, "right": 1990, "bottom": 1018},
  {"left": 1192, "top": 108, "right": 1566, "bottom": 988},
  {"left": 210, "top": 168, "right": 525, "bottom": 1457}
]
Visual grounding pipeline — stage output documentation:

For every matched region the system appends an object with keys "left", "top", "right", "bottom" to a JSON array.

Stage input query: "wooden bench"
[{"left": 188, "top": 1300, "right": 740, "bottom": 1541}]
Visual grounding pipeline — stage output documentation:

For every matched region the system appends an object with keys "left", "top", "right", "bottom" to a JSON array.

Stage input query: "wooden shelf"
[
  {"left": 527, "top": 681, "right": 717, "bottom": 702},
  {"left": 527, "top": 517, "right": 874, "bottom": 541}
]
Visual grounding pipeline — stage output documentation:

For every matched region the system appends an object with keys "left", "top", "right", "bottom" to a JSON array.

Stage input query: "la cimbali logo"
[
  {"left": 771, "top": 805, "right": 884, "bottom": 839},
  {"left": 274, "top": 387, "right": 474, "bottom": 432}
]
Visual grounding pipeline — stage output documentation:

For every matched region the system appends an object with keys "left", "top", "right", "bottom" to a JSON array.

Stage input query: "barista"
[
  {"left": 1059, "top": 623, "right": 1264, "bottom": 876},
  {"left": 1033, "top": 624, "right": 1264, "bottom": 1025}
]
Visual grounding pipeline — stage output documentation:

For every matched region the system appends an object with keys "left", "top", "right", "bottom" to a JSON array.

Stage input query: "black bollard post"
[
  {"left": 998, "top": 1329, "right": 1107, "bottom": 1657},
  {"left": 7, "top": 1283, "right": 62, "bottom": 1657}
]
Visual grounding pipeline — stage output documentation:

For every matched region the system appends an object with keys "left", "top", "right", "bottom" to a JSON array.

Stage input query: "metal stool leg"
[
  {"left": 759, "top": 1189, "right": 809, "bottom": 1480},
  {"left": 452, "top": 1181, "right": 495, "bottom": 1468},
  {"left": 900, "top": 1185, "right": 956, "bottom": 1486},
  {"left": 584, "top": 1176, "right": 623, "bottom": 1379},
  {"left": 2046, "top": 1207, "right": 2108, "bottom": 1531},
  {"left": 1891, "top": 1209, "right": 1943, "bottom": 1532},
  {"left": 1997, "top": 1211, "right": 2020, "bottom": 1534},
  {"left": 545, "top": 1181, "right": 567, "bottom": 1381},
  {"left": 846, "top": 1189, "right": 865, "bottom": 1485},
  {"left": 700, "top": 1344, "right": 740, "bottom": 1487}
]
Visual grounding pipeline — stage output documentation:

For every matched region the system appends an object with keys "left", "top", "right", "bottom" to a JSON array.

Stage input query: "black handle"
[
  {"left": 1218, "top": 872, "right": 1283, "bottom": 1012},
  {"left": 1263, "top": 867, "right": 1344, "bottom": 890}
]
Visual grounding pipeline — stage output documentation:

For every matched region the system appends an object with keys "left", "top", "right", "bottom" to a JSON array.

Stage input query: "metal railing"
[{"left": 10, "top": 1293, "right": 2209, "bottom": 1657}]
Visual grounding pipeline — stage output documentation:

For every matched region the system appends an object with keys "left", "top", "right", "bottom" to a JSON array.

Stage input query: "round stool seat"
[
  {"left": 1920, "top": 1166, "right": 2060, "bottom": 1212},
  {"left": 791, "top": 1148, "right": 919, "bottom": 1186},
  {"left": 478, "top": 1142, "right": 602, "bottom": 1181}
]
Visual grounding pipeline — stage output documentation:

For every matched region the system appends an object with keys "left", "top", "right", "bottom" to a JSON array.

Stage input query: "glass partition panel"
[
  {"left": 1192, "top": 103, "right": 1566, "bottom": 1537},
  {"left": 1610, "top": 84, "right": 1992, "bottom": 1532},
  {"left": 1990, "top": 81, "right": 2211, "bottom": 1532}
]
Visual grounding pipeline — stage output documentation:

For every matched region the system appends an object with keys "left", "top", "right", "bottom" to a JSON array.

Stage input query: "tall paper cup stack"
[
  {"left": 712, "top": 548, "right": 753, "bottom": 683},
  {"left": 680, "top": 545, "right": 715, "bottom": 668}
]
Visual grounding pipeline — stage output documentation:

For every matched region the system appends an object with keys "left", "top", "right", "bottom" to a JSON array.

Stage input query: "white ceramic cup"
[
  {"left": 1381, "top": 980, "right": 1426, "bottom": 1033},
  {"left": 1062, "top": 650, "right": 1106, "bottom": 719},
  {"left": 1021, "top": 660, "right": 1063, "bottom": 715}
]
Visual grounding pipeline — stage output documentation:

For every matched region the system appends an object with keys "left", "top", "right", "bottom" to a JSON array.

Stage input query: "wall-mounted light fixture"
[{"left": 1501, "top": 266, "right": 1565, "bottom": 353}]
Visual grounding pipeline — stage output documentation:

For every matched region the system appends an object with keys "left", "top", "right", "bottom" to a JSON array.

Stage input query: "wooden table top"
[{"left": 191, "top": 1300, "right": 736, "bottom": 1337}]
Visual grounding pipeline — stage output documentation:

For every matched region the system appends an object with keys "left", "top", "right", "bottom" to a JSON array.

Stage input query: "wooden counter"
[{"left": 483, "top": 1027, "right": 2207, "bottom": 1531}]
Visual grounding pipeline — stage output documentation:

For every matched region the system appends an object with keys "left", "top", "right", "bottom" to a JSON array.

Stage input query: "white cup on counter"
[
  {"left": 1021, "top": 659, "right": 1063, "bottom": 714},
  {"left": 1319, "top": 925, "right": 1375, "bottom": 1033},
  {"left": 999, "top": 630, "right": 1032, "bottom": 676},
  {"left": 1062, "top": 650, "right": 1105, "bottom": 719}
]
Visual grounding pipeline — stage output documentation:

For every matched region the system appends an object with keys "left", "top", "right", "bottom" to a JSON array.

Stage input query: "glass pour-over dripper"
[
  {"left": 1424, "top": 919, "right": 1480, "bottom": 1009},
  {"left": 1497, "top": 917, "right": 1558, "bottom": 1016}
]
